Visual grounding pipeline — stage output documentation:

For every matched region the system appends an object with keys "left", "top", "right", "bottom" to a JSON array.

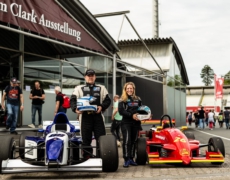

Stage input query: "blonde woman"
[{"left": 118, "top": 82, "right": 142, "bottom": 168}]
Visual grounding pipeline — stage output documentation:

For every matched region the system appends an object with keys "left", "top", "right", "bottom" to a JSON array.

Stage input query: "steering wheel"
[{"left": 160, "top": 114, "right": 173, "bottom": 128}]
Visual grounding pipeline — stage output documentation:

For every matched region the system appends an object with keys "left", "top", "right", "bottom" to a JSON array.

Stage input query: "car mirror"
[{"left": 156, "top": 126, "right": 163, "bottom": 131}]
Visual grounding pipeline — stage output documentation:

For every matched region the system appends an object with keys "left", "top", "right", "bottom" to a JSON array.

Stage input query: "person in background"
[
  {"left": 16, "top": 80, "right": 21, "bottom": 87},
  {"left": 1, "top": 77, "right": 24, "bottom": 134},
  {"left": 187, "top": 112, "right": 192, "bottom": 126},
  {"left": 205, "top": 110, "right": 209, "bottom": 126},
  {"left": 54, "top": 86, "right": 67, "bottom": 115},
  {"left": 198, "top": 106, "right": 206, "bottom": 129},
  {"left": 224, "top": 108, "right": 230, "bottom": 129},
  {"left": 218, "top": 110, "right": 224, "bottom": 128},
  {"left": 118, "top": 82, "right": 142, "bottom": 168},
  {"left": 213, "top": 110, "right": 216, "bottom": 128},
  {"left": 111, "top": 95, "right": 122, "bottom": 147},
  {"left": 194, "top": 110, "right": 199, "bottom": 128},
  {"left": 28, "top": 81, "right": 45, "bottom": 128},
  {"left": 208, "top": 110, "right": 214, "bottom": 130}
]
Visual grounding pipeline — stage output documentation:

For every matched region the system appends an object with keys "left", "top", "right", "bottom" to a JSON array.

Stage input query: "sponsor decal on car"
[
  {"left": 180, "top": 148, "right": 190, "bottom": 156},
  {"left": 174, "top": 137, "right": 186, "bottom": 143},
  {"left": 155, "top": 135, "right": 165, "bottom": 140}
]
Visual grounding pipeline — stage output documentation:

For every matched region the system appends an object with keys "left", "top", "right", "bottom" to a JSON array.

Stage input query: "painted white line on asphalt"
[{"left": 194, "top": 129, "right": 230, "bottom": 141}]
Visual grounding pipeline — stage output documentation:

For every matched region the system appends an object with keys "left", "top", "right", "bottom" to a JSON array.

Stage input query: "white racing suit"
[{"left": 71, "top": 83, "right": 111, "bottom": 157}]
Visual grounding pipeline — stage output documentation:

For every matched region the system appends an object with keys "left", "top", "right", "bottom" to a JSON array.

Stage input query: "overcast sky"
[{"left": 81, "top": 0, "right": 230, "bottom": 86}]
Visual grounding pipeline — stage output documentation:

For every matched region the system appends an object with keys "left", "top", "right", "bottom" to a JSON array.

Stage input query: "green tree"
[
  {"left": 167, "top": 74, "right": 182, "bottom": 87},
  {"left": 200, "top": 65, "right": 214, "bottom": 86},
  {"left": 224, "top": 71, "right": 230, "bottom": 85}
]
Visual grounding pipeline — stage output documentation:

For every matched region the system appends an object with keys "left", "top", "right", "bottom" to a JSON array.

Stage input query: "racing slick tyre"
[
  {"left": 136, "top": 137, "right": 147, "bottom": 165},
  {"left": 184, "top": 131, "right": 195, "bottom": 140},
  {"left": 0, "top": 136, "right": 16, "bottom": 173},
  {"left": 19, "top": 131, "right": 37, "bottom": 159},
  {"left": 98, "top": 135, "right": 118, "bottom": 172},
  {"left": 208, "top": 137, "right": 225, "bottom": 165}
]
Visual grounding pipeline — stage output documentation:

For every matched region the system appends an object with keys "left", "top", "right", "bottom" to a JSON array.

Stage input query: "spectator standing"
[
  {"left": 198, "top": 107, "right": 206, "bottom": 129},
  {"left": 224, "top": 108, "right": 230, "bottom": 129},
  {"left": 54, "top": 86, "right": 67, "bottom": 115},
  {"left": 208, "top": 110, "right": 214, "bottom": 130},
  {"left": 28, "top": 81, "right": 45, "bottom": 128},
  {"left": 1, "top": 77, "right": 24, "bottom": 134},
  {"left": 16, "top": 80, "right": 21, "bottom": 87},
  {"left": 194, "top": 110, "right": 199, "bottom": 128},
  {"left": 205, "top": 110, "right": 209, "bottom": 126},
  {"left": 187, "top": 112, "right": 193, "bottom": 126},
  {"left": 111, "top": 95, "right": 122, "bottom": 147},
  {"left": 218, "top": 110, "right": 224, "bottom": 128}
]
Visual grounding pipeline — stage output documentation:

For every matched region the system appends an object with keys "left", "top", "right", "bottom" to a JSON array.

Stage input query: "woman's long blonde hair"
[{"left": 121, "top": 82, "right": 137, "bottom": 102}]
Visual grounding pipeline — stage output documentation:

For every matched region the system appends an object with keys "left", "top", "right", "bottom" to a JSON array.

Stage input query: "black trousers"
[
  {"left": 81, "top": 112, "right": 106, "bottom": 157},
  {"left": 121, "top": 122, "right": 140, "bottom": 161},
  {"left": 111, "top": 119, "right": 121, "bottom": 141}
]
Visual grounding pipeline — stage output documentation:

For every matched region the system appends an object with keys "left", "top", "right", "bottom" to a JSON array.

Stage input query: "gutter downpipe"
[{"left": 113, "top": 54, "right": 116, "bottom": 98}]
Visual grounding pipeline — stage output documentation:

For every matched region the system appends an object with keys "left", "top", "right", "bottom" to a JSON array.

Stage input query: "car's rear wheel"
[
  {"left": 98, "top": 135, "right": 118, "bottom": 172},
  {"left": 0, "top": 136, "right": 16, "bottom": 173},
  {"left": 208, "top": 137, "right": 225, "bottom": 165},
  {"left": 19, "top": 131, "right": 37, "bottom": 159},
  {"left": 184, "top": 131, "right": 195, "bottom": 140},
  {"left": 136, "top": 138, "right": 147, "bottom": 165}
]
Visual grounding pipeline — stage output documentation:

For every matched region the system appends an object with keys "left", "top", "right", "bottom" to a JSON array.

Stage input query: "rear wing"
[{"left": 141, "top": 119, "right": 176, "bottom": 125}]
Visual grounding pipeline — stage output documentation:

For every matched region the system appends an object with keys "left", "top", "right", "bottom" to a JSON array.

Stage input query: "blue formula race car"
[{"left": 0, "top": 113, "right": 118, "bottom": 173}]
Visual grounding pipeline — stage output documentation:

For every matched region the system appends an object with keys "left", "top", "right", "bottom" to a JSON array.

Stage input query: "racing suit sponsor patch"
[
  {"left": 127, "top": 102, "right": 138, "bottom": 107},
  {"left": 93, "top": 87, "right": 100, "bottom": 91},
  {"left": 83, "top": 87, "right": 90, "bottom": 91},
  {"left": 93, "top": 93, "right": 100, "bottom": 96}
]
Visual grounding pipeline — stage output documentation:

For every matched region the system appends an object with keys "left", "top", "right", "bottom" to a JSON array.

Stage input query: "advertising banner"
[
  {"left": 215, "top": 74, "right": 224, "bottom": 99},
  {"left": 0, "top": 0, "right": 106, "bottom": 53}
]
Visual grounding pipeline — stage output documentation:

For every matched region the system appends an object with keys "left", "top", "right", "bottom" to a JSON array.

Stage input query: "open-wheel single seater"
[
  {"left": 0, "top": 113, "right": 119, "bottom": 174},
  {"left": 136, "top": 114, "right": 225, "bottom": 166}
]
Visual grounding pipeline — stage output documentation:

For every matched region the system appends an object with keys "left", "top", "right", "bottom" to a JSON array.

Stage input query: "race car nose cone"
[{"left": 181, "top": 156, "right": 191, "bottom": 165}]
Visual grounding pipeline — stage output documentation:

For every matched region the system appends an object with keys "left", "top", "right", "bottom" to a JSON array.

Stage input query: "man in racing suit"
[{"left": 70, "top": 69, "right": 111, "bottom": 159}]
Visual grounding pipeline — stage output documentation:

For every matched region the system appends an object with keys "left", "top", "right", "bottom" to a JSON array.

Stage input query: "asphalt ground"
[{"left": 1, "top": 123, "right": 230, "bottom": 180}]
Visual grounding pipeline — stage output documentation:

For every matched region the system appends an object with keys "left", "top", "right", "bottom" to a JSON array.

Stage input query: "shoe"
[
  {"left": 28, "top": 124, "right": 35, "bottom": 128},
  {"left": 10, "top": 131, "right": 18, "bottom": 135},
  {"left": 117, "top": 141, "right": 121, "bottom": 147},
  {"left": 6, "top": 125, "right": 10, "bottom": 130},
  {"left": 123, "top": 160, "right": 130, "bottom": 168},
  {"left": 38, "top": 124, "right": 43, "bottom": 129},
  {"left": 129, "top": 159, "right": 138, "bottom": 166}
]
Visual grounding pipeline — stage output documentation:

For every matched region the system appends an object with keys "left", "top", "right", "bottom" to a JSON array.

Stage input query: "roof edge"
[
  {"left": 73, "top": 0, "right": 120, "bottom": 53},
  {"left": 169, "top": 37, "right": 189, "bottom": 85}
]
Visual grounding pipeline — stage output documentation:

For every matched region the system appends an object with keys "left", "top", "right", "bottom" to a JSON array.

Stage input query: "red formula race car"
[{"left": 136, "top": 115, "right": 225, "bottom": 166}]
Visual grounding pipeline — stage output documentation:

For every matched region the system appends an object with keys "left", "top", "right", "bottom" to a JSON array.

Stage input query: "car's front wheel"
[
  {"left": 136, "top": 137, "right": 147, "bottom": 165},
  {"left": 98, "top": 135, "right": 119, "bottom": 172},
  {"left": 0, "top": 136, "right": 16, "bottom": 173},
  {"left": 208, "top": 137, "right": 225, "bottom": 165}
]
